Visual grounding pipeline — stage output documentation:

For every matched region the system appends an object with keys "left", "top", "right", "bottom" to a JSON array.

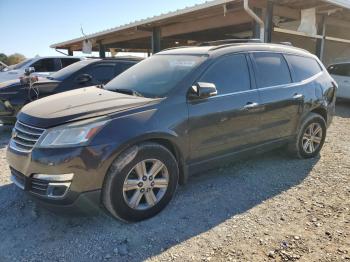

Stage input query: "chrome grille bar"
[{"left": 10, "top": 121, "right": 45, "bottom": 153}]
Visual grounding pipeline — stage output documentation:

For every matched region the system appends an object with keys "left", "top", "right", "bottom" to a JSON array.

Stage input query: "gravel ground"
[{"left": 0, "top": 102, "right": 349, "bottom": 262}]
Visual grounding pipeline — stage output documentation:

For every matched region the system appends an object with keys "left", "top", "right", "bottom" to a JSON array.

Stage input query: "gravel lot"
[{"left": 0, "top": 102, "right": 349, "bottom": 262}]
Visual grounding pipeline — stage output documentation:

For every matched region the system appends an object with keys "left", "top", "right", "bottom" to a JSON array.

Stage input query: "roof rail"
[
  {"left": 198, "top": 39, "right": 262, "bottom": 46},
  {"left": 279, "top": 42, "right": 293, "bottom": 46},
  {"left": 161, "top": 46, "right": 193, "bottom": 52}
]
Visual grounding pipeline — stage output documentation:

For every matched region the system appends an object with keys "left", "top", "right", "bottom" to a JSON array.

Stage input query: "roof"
[
  {"left": 50, "top": 0, "right": 236, "bottom": 49},
  {"left": 324, "top": 0, "right": 350, "bottom": 9},
  {"left": 50, "top": 0, "right": 350, "bottom": 51}
]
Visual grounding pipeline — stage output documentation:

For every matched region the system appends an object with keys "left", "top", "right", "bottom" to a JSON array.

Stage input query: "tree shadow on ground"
[{"left": 0, "top": 148, "right": 320, "bottom": 262}]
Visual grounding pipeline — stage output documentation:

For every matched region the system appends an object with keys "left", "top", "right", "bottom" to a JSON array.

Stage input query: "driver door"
[{"left": 187, "top": 54, "right": 263, "bottom": 164}]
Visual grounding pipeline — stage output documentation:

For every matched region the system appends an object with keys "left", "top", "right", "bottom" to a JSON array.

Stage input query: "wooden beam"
[
  {"left": 161, "top": 10, "right": 252, "bottom": 38},
  {"left": 101, "top": 30, "right": 151, "bottom": 45}
]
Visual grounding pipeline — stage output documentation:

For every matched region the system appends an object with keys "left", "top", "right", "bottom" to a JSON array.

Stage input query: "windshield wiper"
[{"left": 113, "top": 88, "right": 144, "bottom": 97}]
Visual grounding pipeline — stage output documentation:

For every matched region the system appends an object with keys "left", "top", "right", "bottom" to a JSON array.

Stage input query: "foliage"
[{"left": 0, "top": 53, "right": 26, "bottom": 66}]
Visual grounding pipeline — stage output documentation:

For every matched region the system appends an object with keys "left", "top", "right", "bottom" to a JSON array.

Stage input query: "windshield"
[
  {"left": 104, "top": 54, "right": 207, "bottom": 98},
  {"left": 49, "top": 59, "right": 97, "bottom": 81}
]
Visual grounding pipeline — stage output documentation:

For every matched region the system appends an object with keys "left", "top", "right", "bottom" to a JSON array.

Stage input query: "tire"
[
  {"left": 102, "top": 142, "right": 179, "bottom": 222},
  {"left": 288, "top": 113, "right": 327, "bottom": 159}
]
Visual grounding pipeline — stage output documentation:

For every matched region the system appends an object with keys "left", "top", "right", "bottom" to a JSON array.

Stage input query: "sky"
[{"left": 0, "top": 0, "right": 207, "bottom": 58}]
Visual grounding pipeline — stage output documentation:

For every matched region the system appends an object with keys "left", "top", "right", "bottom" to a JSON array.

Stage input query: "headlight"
[{"left": 37, "top": 119, "right": 108, "bottom": 148}]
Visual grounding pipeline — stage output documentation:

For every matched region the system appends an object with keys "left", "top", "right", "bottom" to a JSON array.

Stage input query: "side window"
[
  {"left": 31, "top": 58, "right": 56, "bottom": 72},
  {"left": 327, "top": 63, "right": 350, "bottom": 77},
  {"left": 115, "top": 62, "right": 136, "bottom": 76},
  {"left": 61, "top": 58, "right": 80, "bottom": 69},
  {"left": 84, "top": 64, "right": 115, "bottom": 83},
  {"left": 285, "top": 55, "right": 322, "bottom": 82},
  {"left": 253, "top": 52, "right": 292, "bottom": 88},
  {"left": 199, "top": 54, "right": 250, "bottom": 95}
]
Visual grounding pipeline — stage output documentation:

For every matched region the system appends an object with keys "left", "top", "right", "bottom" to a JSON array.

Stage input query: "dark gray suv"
[{"left": 7, "top": 42, "right": 337, "bottom": 222}]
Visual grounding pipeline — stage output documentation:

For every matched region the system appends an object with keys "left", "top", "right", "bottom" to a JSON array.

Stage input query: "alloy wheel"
[
  {"left": 122, "top": 159, "right": 169, "bottom": 210},
  {"left": 302, "top": 123, "right": 323, "bottom": 154}
]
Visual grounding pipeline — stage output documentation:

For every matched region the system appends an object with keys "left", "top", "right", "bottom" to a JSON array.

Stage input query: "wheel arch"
[
  {"left": 310, "top": 106, "right": 328, "bottom": 123},
  {"left": 105, "top": 132, "right": 188, "bottom": 187}
]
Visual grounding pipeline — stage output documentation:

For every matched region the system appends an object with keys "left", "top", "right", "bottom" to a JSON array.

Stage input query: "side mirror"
[
  {"left": 76, "top": 74, "right": 92, "bottom": 84},
  {"left": 189, "top": 82, "right": 217, "bottom": 99},
  {"left": 24, "top": 67, "right": 35, "bottom": 76}
]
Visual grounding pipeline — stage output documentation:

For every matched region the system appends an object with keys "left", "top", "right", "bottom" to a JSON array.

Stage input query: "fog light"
[
  {"left": 32, "top": 173, "right": 74, "bottom": 199},
  {"left": 47, "top": 182, "right": 71, "bottom": 199},
  {"left": 33, "top": 173, "right": 74, "bottom": 182}
]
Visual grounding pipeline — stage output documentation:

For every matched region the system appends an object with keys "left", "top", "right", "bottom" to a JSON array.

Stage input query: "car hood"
[
  {"left": 18, "top": 86, "right": 157, "bottom": 128},
  {"left": 0, "top": 79, "right": 21, "bottom": 89}
]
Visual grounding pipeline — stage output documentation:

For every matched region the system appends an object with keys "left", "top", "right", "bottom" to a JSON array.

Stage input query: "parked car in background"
[
  {"left": 0, "top": 61, "right": 8, "bottom": 71},
  {"left": 7, "top": 42, "right": 336, "bottom": 222},
  {"left": 328, "top": 62, "right": 350, "bottom": 100},
  {"left": 0, "top": 56, "right": 82, "bottom": 82},
  {"left": 0, "top": 57, "right": 142, "bottom": 125}
]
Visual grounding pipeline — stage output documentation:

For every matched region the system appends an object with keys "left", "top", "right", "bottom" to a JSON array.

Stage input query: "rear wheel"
[
  {"left": 288, "top": 113, "right": 327, "bottom": 159},
  {"left": 102, "top": 142, "right": 179, "bottom": 222}
]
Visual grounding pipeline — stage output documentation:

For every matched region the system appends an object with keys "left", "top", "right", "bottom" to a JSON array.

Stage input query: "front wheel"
[
  {"left": 288, "top": 113, "right": 327, "bottom": 159},
  {"left": 102, "top": 142, "right": 179, "bottom": 222}
]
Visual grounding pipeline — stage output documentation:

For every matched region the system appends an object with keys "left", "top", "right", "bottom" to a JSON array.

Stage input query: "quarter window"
[
  {"left": 253, "top": 52, "right": 291, "bottom": 88},
  {"left": 285, "top": 55, "right": 322, "bottom": 82},
  {"left": 199, "top": 54, "right": 250, "bottom": 95}
]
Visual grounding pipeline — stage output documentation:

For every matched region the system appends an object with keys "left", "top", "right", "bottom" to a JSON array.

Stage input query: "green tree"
[
  {"left": 0, "top": 53, "right": 8, "bottom": 64},
  {"left": 6, "top": 53, "right": 26, "bottom": 65}
]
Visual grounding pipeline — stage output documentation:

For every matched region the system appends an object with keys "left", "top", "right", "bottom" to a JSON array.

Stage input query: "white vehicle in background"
[
  {"left": 328, "top": 62, "right": 350, "bottom": 100},
  {"left": 0, "top": 56, "right": 82, "bottom": 82}
]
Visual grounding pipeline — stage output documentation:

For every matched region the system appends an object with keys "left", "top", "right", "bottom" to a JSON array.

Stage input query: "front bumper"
[{"left": 7, "top": 143, "right": 114, "bottom": 207}]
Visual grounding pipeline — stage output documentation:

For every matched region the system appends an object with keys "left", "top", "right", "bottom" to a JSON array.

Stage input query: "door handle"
[
  {"left": 293, "top": 93, "right": 304, "bottom": 100},
  {"left": 243, "top": 102, "right": 259, "bottom": 110}
]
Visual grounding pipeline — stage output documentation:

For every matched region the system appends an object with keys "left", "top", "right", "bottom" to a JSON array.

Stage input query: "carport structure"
[{"left": 50, "top": 0, "right": 350, "bottom": 64}]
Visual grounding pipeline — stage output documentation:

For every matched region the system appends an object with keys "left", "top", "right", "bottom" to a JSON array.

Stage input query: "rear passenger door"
[
  {"left": 250, "top": 52, "right": 304, "bottom": 142},
  {"left": 188, "top": 53, "right": 263, "bottom": 162}
]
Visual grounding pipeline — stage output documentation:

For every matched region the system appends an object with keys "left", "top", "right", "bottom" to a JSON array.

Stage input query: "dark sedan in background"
[{"left": 0, "top": 57, "right": 142, "bottom": 125}]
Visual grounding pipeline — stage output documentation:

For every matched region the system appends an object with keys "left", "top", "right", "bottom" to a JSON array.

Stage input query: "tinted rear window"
[
  {"left": 327, "top": 63, "right": 350, "bottom": 77},
  {"left": 61, "top": 58, "right": 80, "bottom": 68},
  {"left": 253, "top": 53, "right": 291, "bottom": 88},
  {"left": 32, "top": 58, "right": 56, "bottom": 72},
  {"left": 199, "top": 54, "right": 250, "bottom": 94},
  {"left": 84, "top": 64, "right": 116, "bottom": 83},
  {"left": 285, "top": 55, "right": 322, "bottom": 82}
]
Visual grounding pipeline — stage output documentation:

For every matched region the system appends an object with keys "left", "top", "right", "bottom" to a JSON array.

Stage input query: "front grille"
[
  {"left": 10, "top": 121, "right": 45, "bottom": 153},
  {"left": 30, "top": 178, "right": 49, "bottom": 196}
]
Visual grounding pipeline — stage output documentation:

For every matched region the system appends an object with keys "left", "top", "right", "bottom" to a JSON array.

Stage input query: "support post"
[
  {"left": 68, "top": 49, "right": 73, "bottom": 56},
  {"left": 252, "top": 8, "right": 262, "bottom": 39},
  {"left": 316, "top": 15, "right": 327, "bottom": 62},
  {"left": 264, "top": 0, "right": 274, "bottom": 43},
  {"left": 152, "top": 27, "right": 161, "bottom": 54},
  {"left": 99, "top": 42, "right": 106, "bottom": 58}
]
